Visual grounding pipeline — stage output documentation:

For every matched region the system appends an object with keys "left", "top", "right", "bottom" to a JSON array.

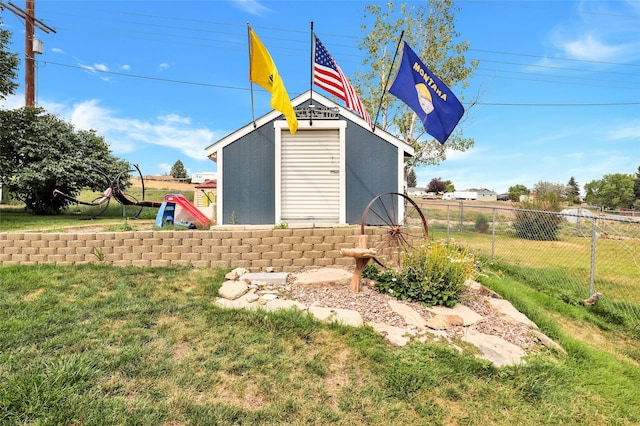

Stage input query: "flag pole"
[
  {"left": 247, "top": 22, "right": 257, "bottom": 129},
  {"left": 372, "top": 30, "right": 404, "bottom": 131},
  {"left": 309, "top": 21, "right": 314, "bottom": 126}
]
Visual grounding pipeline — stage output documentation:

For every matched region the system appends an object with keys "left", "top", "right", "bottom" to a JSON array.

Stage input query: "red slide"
[{"left": 163, "top": 194, "right": 212, "bottom": 227}]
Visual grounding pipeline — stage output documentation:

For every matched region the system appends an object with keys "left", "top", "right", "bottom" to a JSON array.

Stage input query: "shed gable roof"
[{"left": 205, "top": 90, "right": 414, "bottom": 160}]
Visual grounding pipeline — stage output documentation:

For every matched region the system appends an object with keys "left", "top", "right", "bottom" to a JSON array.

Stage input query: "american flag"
[{"left": 313, "top": 35, "right": 372, "bottom": 129}]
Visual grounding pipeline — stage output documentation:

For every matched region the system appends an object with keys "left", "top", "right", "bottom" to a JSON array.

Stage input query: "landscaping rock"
[{"left": 218, "top": 280, "right": 248, "bottom": 300}]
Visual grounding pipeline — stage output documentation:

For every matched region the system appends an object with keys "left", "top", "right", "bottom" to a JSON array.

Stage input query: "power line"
[{"left": 39, "top": 60, "right": 640, "bottom": 108}]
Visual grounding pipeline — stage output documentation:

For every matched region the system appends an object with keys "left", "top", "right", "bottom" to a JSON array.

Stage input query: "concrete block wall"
[{"left": 0, "top": 226, "right": 388, "bottom": 272}]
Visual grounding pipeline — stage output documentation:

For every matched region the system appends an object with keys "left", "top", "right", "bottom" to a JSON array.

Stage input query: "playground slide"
[{"left": 156, "top": 194, "right": 211, "bottom": 227}]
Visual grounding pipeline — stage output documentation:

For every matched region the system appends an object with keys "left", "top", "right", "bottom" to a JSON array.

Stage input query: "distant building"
[{"left": 191, "top": 172, "right": 217, "bottom": 184}]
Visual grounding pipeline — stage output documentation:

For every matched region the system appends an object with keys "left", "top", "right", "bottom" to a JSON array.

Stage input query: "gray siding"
[
  {"left": 345, "top": 122, "right": 398, "bottom": 224},
  {"left": 222, "top": 124, "right": 275, "bottom": 224}
]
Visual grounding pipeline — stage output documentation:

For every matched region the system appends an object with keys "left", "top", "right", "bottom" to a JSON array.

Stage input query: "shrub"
[
  {"left": 513, "top": 199, "right": 563, "bottom": 241},
  {"left": 475, "top": 213, "right": 489, "bottom": 233},
  {"left": 364, "top": 241, "right": 477, "bottom": 307}
]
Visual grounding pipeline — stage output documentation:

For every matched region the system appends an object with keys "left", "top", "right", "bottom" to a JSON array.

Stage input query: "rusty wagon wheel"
[{"left": 360, "top": 192, "right": 429, "bottom": 269}]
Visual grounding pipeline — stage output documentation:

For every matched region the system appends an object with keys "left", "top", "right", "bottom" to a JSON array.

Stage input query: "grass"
[{"left": 1, "top": 264, "right": 640, "bottom": 425}]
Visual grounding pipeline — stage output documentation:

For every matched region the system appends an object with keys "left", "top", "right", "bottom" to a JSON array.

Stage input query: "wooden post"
[{"left": 338, "top": 234, "right": 373, "bottom": 292}]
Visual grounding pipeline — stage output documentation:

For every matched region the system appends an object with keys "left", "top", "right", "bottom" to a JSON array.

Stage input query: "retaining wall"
[{"left": 0, "top": 226, "right": 386, "bottom": 272}]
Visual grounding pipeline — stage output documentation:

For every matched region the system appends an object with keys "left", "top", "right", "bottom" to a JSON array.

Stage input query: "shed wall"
[
  {"left": 345, "top": 123, "right": 398, "bottom": 224},
  {"left": 222, "top": 125, "right": 276, "bottom": 224}
]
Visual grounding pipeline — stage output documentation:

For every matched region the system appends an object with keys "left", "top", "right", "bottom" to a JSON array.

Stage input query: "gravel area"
[{"left": 263, "top": 271, "right": 542, "bottom": 352}]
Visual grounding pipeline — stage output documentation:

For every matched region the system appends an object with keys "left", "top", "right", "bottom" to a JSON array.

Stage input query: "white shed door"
[{"left": 281, "top": 129, "right": 340, "bottom": 222}]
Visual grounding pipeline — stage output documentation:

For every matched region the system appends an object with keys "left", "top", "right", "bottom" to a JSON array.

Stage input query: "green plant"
[
  {"left": 475, "top": 213, "right": 489, "bottom": 233},
  {"left": 229, "top": 210, "right": 237, "bottom": 225},
  {"left": 273, "top": 221, "right": 288, "bottom": 230},
  {"left": 513, "top": 199, "right": 563, "bottom": 241},
  {"left": 366, "top": 241, "right": 477, "bottom": 307},
  {"left": 90, "top": 247, "right": 105, "bottom": 262}
]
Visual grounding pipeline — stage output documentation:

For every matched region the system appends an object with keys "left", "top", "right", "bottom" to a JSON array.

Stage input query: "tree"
[
  {"left": 533, "top": 181, "right": 565, "bottom": 204},
  {"left": 355, "top": 1, "right": 477, "bottom": 173},
  {"left": 564, "top": 176, "right": 581, "bottom": 205},
  {"left": 0, "top": 16, "right": 19, "bottom": 100},
  {"left": 442, "top": 179, "right": 455, "bottom": 193},
  {"left": 634, "top": 166, "right": 640, "bottom": 203},
  {"left": 584, "top": 174, "right": 635, "bottom": 210},
  {"left": 0, "top": 107, "right": 128, "bottom": 214},
  {"left": 406, "top": 168, "right": 417, "bottom": 187},
  {"left": 507, "top": 184, "right": 529, "bottom": 202},
  {"left": 170, "top": 160, "right": 187, "bottom": 179},
  {"left": 426, "top": 177, "right": 445, "bottom": 193}
]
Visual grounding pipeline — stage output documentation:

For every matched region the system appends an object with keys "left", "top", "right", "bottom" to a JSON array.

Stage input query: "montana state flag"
[
  {"left": 249, "top": 28, "right": 298, "bottom": 135},
  {"left": 388, "top": 42, "right": 464, "bottom": 144}
]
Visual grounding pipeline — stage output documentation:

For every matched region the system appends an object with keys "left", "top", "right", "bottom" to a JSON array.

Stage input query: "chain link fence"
[{"left": 417, "top": 200, "right": 640, "bottom": 331}]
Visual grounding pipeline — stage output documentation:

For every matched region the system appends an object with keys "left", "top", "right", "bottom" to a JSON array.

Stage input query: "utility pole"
[{"left": 0, "top": 0, "right": 55, "bottom": 107}]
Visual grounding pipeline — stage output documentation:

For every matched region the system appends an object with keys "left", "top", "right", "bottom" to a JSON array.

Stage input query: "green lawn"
[{"left": 1, "top": 264, "right": 639, "bottom": 425}]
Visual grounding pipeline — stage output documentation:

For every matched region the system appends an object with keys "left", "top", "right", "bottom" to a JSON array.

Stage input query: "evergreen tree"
[
  {"left": 565, "top": 176, "right": 581, "bottom": 204},
  {"left": 170, "top": 160, "right": 187, "bottom": 179},
  {"left": 407, "top": 169, "right": 417, "bottom": 188}
]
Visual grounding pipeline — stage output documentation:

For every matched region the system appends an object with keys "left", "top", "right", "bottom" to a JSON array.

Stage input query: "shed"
[{"left": 204, "top": 90, "right": 414, "bottom": 225}]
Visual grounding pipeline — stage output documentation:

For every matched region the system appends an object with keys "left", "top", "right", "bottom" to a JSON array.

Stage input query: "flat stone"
[
  {"left": 215, "top": 293, "right": 259, "bottom": 310},
  {"left": 368, "top": 322, "right": 414, "bottom": 346},
  {"left": 426, "top": 314, "right": 453, "bottom": 330},
  {"left": 388, "top": 300, "right": 427, "bottom": 328},
  {"left": 291, "top": 268, "right": 352, "bottom": 287},
  {"left": 260, "top": 293, "right": 279, "bottom": 301},
  {"left": 427, "top": 304, "right": 485, "bottom": 326},
  {"left": 262, "top": 299, "right": 307, "bottom": 312},
  {"left": 309, "top": 306, "right": 363, "bottom": 327},
  {"left": 241, "top": 272, "right": 289, "bottom": 285},
  {"left": 462, "top": 328, "right": 526, "bottom": 367},
  {"left": 488, "top": 299, "right": 537, "bottom": 328},
  {"left": 218, "top": 280, "right": 248, "bottom": 300}
]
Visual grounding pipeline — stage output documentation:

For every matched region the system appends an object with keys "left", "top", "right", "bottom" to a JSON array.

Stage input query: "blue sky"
[{"left": 1, "top": 0, "right": 638, "bottom": 194}]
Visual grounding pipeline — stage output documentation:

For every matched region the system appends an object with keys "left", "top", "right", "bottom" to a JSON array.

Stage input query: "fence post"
[{"left": 589, "top": 217, "right": 597, "bottom": 295}]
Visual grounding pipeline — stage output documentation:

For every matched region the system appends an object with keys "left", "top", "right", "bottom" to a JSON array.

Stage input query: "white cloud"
[
  {"left": 158, "top": 62, "right": 171, "bottom": 71},
  {"left": 559, "top": 34, "right": 628, "bottom": 62},
  {"left": 121, "top": 64, "right": 131, "bottom": 71},
  {"left": 230, "top": 0, "right": 271, "bottom": 15},
  {"left": 608, "top": 120, "right": 640, "bottom": 140},
  {"left": 51, "top": 47, "right": 64, "bottom": 54},
  {"left": 160, "top": 114, "right": 191, "bottom": 125},
  {"left": 61, "top": 99, "right": 226, "bottom": 160}
]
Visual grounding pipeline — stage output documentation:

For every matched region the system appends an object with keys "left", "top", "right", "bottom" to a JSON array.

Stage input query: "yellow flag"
[{"left": 249, "top": 28, "right": 298, "bottom": 135}]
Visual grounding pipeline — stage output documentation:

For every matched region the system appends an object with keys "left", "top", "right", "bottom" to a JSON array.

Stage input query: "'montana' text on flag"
[
  {"left": 313, "top": 35, "right": 372, "bottom": 129},
  {"left": 388, "top": 42, "right": 464, "bottom": 144},
  {"left": 248, "top": 27, "right": 298, "bottom": 135}
]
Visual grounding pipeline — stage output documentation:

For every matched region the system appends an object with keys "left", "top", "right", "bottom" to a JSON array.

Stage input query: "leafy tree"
[
  {"left": 507, "top": 184, "right": 529, "bottom": 202},
  {"left": 442, "top": 179, "right": 455, "bottom": 193},
  {"left": 533, "top": 181, "right": 565, "bottom": 204},
  {"left": 356, "top": 1, "right": 477, "bottom": 173},
  {"left": 0, "top": 16, "right": 19, "bottom": 100},
  {"left": 513, "top": 198, "right": 563, "bottom": 241},
  {"left": 564, "top": 176, "right": 581, "bottom": 205},
  {"left": 0, "top": 107, "right": 128, "bottom": 214},
  {"left": 426, "top": 177, "right": 445, "bottom": 193},
  {"left": 634, "top": 166, "right": 640, "bottom": 201},
  {"left": 170, "top": 160, "right": 187, "bottom": 179},
  {"left": 584, "top": 173, "right": 635, "bottom": 210}
]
